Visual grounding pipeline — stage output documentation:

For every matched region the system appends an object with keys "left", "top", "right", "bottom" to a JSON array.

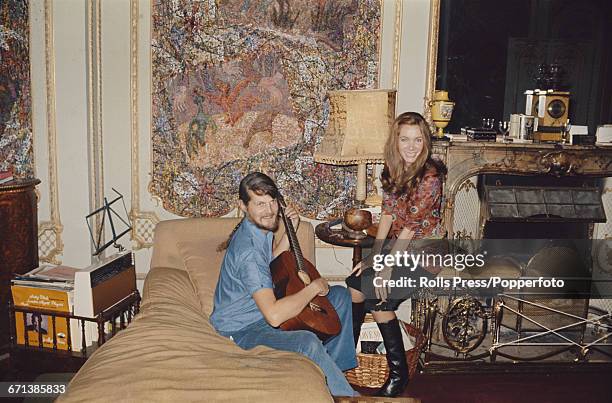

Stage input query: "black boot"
[
  {"left": 352, "top": 302, "right": 366, "bottom": 348},
  {"left": 376, "top": 318, "right": 409, "bottom": 397}
]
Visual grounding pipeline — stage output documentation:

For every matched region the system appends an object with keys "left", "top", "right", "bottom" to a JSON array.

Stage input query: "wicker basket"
[{"left": 346, "top": 315, "right": 426, "bottom": 388}]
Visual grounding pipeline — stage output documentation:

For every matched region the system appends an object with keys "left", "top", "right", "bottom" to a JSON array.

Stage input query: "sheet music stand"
[{"left": 86, "top": 188, "right": 132, "bottom": 256}]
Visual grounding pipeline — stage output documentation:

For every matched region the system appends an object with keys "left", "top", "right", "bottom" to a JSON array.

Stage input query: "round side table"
[{"left": 315, "top": 221, "right": 375, "bottom": 268}]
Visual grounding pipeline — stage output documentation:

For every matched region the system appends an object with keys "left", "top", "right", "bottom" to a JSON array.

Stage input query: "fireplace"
[
  {"left": 479, "top": 174, "right": 606, "bottom": 331},
  {"left": 417, "top": 141, "right": 612, "bottom": 370}
]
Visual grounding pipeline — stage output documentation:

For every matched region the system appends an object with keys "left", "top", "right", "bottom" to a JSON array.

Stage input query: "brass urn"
[{"left": 430, "top": 90, "right": 455, "bottom": 139}]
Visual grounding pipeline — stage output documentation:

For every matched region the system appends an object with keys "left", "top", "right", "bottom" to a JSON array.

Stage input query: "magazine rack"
[{"left": 8, "top": 290, "right": 140, "bottom": 358}]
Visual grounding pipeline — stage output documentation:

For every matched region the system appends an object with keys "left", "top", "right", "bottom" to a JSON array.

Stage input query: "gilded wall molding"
[
  {"left": 86, "top": 0, "right": 105, "bottom": 254},
  {"left": 38, "top": 0, "right": 64, "bottom": 265},
  {"left": 392, "top": 0, "right": 402, "bottom": 90},
  {"left": 129, "top": 0, "right": 159, "bottom": 249},
  {"left": 423, "top": 0, "right": 440, "bottom": 125}
]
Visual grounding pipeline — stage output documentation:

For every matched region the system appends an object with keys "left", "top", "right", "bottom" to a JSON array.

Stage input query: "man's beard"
[{"left": 254, "top": 214, "right": 280, "bottom": 232}]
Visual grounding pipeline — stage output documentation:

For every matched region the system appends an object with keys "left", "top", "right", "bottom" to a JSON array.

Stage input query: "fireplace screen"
[{"left": 484, "top": 186, "right": 606, "bottom": 222}]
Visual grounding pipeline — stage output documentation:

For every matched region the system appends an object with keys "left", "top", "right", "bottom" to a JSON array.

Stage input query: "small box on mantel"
[{"left": 461, "top": 127, "right": 497, "bottom": 142}]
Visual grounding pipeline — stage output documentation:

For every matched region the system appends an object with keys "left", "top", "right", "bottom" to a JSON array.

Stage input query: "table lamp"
[{"left": 314, "top": 89, "right": 396, "bottom": 207}]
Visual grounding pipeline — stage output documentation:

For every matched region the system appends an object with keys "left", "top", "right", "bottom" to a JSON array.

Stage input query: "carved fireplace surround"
[
  {"left": 415, "top": 140, "right": 612, "bottom": 371},
  {"left": 432, "top": 141, "right": 612, "bottom": 239}
]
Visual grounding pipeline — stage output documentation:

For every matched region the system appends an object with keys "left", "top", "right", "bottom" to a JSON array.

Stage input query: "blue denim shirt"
[{"left": 210, "top": 218, "right": 275, "bottom": 335}]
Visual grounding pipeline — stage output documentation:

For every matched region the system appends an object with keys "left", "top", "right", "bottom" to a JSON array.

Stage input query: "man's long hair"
[{"left": 217, "top": 172, "right": 279, "bottom": 251}]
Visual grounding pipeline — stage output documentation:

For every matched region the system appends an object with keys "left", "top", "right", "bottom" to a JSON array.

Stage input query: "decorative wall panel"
[
  {"left": 0, "top": 0, "right": 33, "bottom": 178},
  {"left": 451, "top": 177, "right": 480, "bottom": 239},
  {"left": 37, "top": 0, "right": 63, "bottom": 264},
  {"left": 150, "top": 0, "right": 381, "bottom": 218}
]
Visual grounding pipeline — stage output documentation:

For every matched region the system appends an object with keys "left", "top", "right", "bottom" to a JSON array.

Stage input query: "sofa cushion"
[
  {"left": 174, "top": 219, "right": 316, "bottom": 317},
  {"left": 151, "top": 218, "right": 241, "bottom": 272},
  {"left": 150, "top": 217, "right": 316, "bottom": 274},
  {"left": 177, "top": 241, "right": 223, "bottom": 317}
]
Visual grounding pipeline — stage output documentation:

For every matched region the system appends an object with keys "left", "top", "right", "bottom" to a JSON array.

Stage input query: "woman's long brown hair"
[{"left": 381, "top": 112, "right": 433, "bottom": 195}]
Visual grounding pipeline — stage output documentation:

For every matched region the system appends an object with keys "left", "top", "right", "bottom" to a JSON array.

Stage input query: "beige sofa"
[{"left": 59, "top": 218, "right": 333, "bottom": 402}]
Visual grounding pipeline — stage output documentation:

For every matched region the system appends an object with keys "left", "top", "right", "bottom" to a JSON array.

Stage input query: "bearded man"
[{"left": 210, "top": 172, "right": 357, "bottom": 397}]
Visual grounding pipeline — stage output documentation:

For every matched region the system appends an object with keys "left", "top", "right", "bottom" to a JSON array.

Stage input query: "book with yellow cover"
[{"left": 11, "top": 285, "right": 72, "bottom": 350}]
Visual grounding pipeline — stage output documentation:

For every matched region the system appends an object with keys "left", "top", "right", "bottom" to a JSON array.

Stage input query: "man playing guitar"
[{"left": 210, "top": 172, "right": 357, "bottom": 397}]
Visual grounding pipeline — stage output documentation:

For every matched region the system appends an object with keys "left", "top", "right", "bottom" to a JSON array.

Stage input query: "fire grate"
[{"left": 485, "top": 186, "right": 606, "bottom": 223}]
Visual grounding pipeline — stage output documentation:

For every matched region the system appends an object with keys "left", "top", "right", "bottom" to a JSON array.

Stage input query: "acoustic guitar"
[{"left": 270, "top": 197, "right": 341, "bottom": 341}]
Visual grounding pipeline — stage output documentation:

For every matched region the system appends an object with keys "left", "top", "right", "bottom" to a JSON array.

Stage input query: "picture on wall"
[
  {"left": 150, "top": 0, "right": 381, "bottom": 218},
  {"left": 0, "top": 0, "right": 33, "bottom": 178}
]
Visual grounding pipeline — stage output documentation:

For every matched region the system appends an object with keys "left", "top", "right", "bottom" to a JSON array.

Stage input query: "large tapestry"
[
  {"left": 0, "top": 0, "right": 33, "bottom": 177},
  {"left": 151, "top": 0, "right": 380, "bottom": 218}
]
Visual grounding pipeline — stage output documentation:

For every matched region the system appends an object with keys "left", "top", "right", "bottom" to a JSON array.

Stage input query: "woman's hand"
[
  {"left": 351, "top": 261, "right": 364, "bottom": 277},
  {"left": 353, "top": 239, "right": 386, "bottom": 277},
  {"left": 375, "top": 265, "right": 393, "bottom": 302}
]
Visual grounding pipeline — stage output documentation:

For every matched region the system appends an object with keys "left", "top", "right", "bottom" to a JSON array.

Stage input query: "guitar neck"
[{"left": 279, "top": 201, "right": 305, "bottom": 271}]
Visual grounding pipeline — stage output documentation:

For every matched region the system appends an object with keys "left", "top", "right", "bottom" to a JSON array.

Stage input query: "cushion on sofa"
[
  {"left": 151, "top": 217, "right": 316, "bottom": 274},
  {"left": 174, "top": 219, "right": 316, "bottom": 317},
  {"left": 177, "top": 241, "right": 222, "bottom": 317}
]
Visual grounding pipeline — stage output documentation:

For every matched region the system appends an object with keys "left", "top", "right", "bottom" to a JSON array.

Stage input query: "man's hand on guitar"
[
  {"left": 309, "top": 277, "right": 329, "bottom": 297},
  {"left": 272, "top": 203, "right": 300, "bottom": 258},
  {"left": 284, "top": 204, "right": 300, "bottom": 230}
]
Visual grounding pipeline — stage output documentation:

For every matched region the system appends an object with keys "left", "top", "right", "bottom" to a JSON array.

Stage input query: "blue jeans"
[{"left": 228, "top": 286, "right": 358, "bottom": 397}]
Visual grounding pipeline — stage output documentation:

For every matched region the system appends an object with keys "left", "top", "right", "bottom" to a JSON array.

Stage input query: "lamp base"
[
  {"left": 341, "top": 222, "right": 367, "bottom": 239},
  {"left": 432, "top": 134, "right": 450, "bottom": 141}
]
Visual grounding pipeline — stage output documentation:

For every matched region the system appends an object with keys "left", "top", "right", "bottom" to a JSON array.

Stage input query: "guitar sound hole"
[{"left": 309, "top": 303, "right": 327, "bottom": 315}]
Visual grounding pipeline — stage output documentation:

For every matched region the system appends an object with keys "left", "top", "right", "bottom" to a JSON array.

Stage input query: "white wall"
[
  {"left": 31, "top": 0, "right": 433, "bottom": 284},
  {"left": 32, "top": 0, "right": 92, "bottom": 268},
  {"left": 398, "top": 0, "right": 431, "bottom": 113}
]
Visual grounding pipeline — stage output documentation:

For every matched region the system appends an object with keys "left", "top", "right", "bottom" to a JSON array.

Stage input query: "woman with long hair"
[{"left": 345, "top": 112, "right": 446, "bottom": 397}]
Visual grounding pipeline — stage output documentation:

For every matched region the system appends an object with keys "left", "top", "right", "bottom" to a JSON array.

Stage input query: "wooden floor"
[
  {"left": 3, "top": 355, "right": 612, "bottom": 402},
  {"left": 355, "top": 369, "right": 612, "bottom": 403}
]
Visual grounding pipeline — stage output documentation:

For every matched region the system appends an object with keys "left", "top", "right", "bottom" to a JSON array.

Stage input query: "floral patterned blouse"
[{"left": 382, "top": 163, "right": 444, "bottom": 240}]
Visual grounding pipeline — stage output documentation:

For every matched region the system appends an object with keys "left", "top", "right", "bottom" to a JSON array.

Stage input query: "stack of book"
[{"left": 11, "top": 265, "right": 97, "bottom": 351}]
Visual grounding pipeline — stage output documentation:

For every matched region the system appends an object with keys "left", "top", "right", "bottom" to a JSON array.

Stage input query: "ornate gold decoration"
[
  {"left": 442, "top": 297, "right": 488, "bottom": 354},
  {"left": 392, "top": 0, "right": 402, "bottom": 90},
  {"left": 537, "top": 151, "right": 582, "bottom": 176},
  {"left": 129, "top": 0, "right": 159, "bottom": 250},
  {"left": 38, "top": 0, "right": 64, "bottom": 264},
  {"left": 423, "top": 0, "right": 441, "bottom": 126},
  {"left": 39, "top": 221, "right": 63, "bottom": 265},
  {"left": 457, "top": 178, "right": 476, "bottom": 194},
  {"left": 430, "top": 89, "right": 455, "bottom": 138},
  {"left": 482, "top": 150, "right": 603, "bottom": 177},
  {"left": 452, "top": 229, "right": 473, "bottom": 240},
  {"left": 86, "top": 0, "right": 105, "bottom": 250},
  {"left": 129, "top": 210, "right": 159, "bottom": 249}
]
